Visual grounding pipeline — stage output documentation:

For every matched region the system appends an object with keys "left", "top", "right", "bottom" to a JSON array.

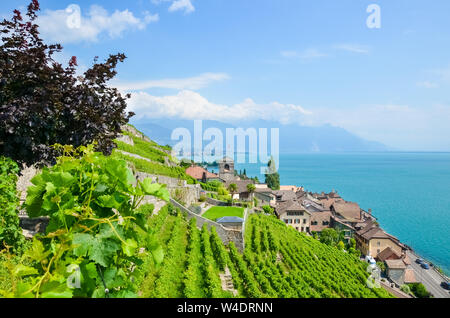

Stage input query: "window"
[
  {"left": 377, "top": 241, "right": 381, "bottom": 246},
  {"left": 284, "top": 219, "right": 288, "bottom": 224},
  {"left": 301, "top": 227, "right": 304, "bottom": 232},
  {"left": 303, "top": 219, "right": 307, "bottom": 224},
  {"left": 311, "top": 221, "right": 318, "bottom": 225},
  {"left": 323, "top": 221, "right": 329, "bottom": 225}
]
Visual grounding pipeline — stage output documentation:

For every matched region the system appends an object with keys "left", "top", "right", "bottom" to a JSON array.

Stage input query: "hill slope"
[
  {"left": 138, "top": 207, "right": 392, "bottom": 298},
  {"left": 118, "top": 126, "right": 392, "bottom": 298}
]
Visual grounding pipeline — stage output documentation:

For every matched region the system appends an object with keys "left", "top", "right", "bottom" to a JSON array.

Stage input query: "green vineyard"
[{"left": 137, "top": 205, "right": 393, "bottom": 298}]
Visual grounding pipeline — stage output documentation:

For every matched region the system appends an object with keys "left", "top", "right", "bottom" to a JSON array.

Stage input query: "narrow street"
[{"left": 406, "top": 250, "right": 450, "bottom": 298}]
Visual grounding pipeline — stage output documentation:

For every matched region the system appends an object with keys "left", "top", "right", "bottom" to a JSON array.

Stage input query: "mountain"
[{"left": 129, "top": 118, "right": 390, "bottom": 154}]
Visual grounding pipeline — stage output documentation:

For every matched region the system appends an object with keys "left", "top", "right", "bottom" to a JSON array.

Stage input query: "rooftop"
[
  {"left": 385, "top": 259, "right": 407, "bottom": 270},
  {"left": 216, "top": 216, "right": 244, "bottom": 223},
  {"left": 186, "top": 166, "right": 219, "bottom": 180}
]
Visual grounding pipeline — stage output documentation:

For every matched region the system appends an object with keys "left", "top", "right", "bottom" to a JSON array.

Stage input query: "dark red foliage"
[{"left": 0, "top": 1, "right": 135, "bottom": 166}]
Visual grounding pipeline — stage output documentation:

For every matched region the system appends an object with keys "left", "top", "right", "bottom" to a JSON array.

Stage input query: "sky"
[{"left": 1, "top": 0, "right": 450, "bottom": 151}]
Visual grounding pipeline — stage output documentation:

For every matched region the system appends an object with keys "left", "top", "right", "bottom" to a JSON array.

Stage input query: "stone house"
[
  {"left": 276, "top": 200, "right": 311, "bottom": 234},
  {"left": 355, "top": 220, "right": 405, "bottom": 258},
  {"left": 225, "top": 180, "right": 255, "bottom": 201}
]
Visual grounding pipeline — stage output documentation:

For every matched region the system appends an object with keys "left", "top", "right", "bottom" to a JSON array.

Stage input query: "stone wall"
[{"left": 170, "top": 199, "right": 245, "bottom": 252}]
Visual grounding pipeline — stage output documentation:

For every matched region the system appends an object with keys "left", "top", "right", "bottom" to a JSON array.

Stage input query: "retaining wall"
[{"left": 170, "top": 199, "right": 245, "bottom": 252}]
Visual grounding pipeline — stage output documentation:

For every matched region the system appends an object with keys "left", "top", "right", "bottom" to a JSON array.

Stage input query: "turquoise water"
[{"left": 235, "top": 153, "right": 450, "bottom": 275}]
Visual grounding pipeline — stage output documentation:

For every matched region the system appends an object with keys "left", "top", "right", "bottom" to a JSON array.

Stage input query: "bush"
[
  {"left": 400, "top": 284, "right": 411, "bottom": 295},
  {"left": 0, "top": 2, "right": 133, "bottom": 166},
  {"left": 0, "top": 144, "right": 170, "bottom": 298},
  {"left": 217, "top": 186, "right": 229, "bottom": 196},
  {"left": 262, "top": 205, "right": 274, "bottom": 215},
  {"left": 0, "top": 157, "right": 26, "bottom": 253},
  {"left": 408, "top": 283, "right": 431, "bottom": 298}
]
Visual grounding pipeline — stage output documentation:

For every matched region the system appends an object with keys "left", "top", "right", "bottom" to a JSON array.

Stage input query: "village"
[{"left": 184, "top": 156, "right": 450, "bottom": 298}]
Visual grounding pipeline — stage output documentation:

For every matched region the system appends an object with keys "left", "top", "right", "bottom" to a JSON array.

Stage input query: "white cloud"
[
  {"left": 37, "top": 5, "right": 158, "bottom": 44},
  {"left": 126, "top": 90, "right": 312, "bottom": 124},
  {"left": 115, "top": 73, "right": 230, "bottom": 91},
  {"left": 152, "top": 0, "right": 195, "bottom": 14},
  {"left": 281, "top": 48, "right": 328, "bottom": 60},
  {"left": 127, "top": 87, "right": 450, "bottom": 150},
  {"left": 333, "top": 44, "right": 370, "bottom": 54},
  {"left": 303, "top": 103, "right": 450, "bottom": 151},
  {"left": 416, "top": 81, "right": 438, "bottom": 88}
]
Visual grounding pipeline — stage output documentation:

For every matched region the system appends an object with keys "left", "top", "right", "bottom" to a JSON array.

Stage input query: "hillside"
[
  {"left": 137, "top": 205, "right": 392, "bottom": 298},
  {"left": 0, "top": 125, "right": 392, "bottom": 298},
  {"left": 117, "top": 126, "right": 392, "bottom": 298}
]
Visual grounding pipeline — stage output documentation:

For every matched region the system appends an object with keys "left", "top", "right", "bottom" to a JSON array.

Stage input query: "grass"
[
  {"left": 202, "top": 206, "right": 244, "bottom": 221},
  {"left": 111, "top": 151, "right": 197, "bottom": 184}
]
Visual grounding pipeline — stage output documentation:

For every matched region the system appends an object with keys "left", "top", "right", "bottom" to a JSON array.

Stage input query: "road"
[{"left": 406, "top": 250, "right": 450, "bottom": 298}]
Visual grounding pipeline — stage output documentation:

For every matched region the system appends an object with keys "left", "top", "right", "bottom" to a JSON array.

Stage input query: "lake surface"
[{"left": 235, "top": 152, "right": 450, "bottom": 275}]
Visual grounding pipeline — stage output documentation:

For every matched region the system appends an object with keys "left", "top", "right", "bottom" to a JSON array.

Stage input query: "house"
[
  {"left": 315, "top": 191, "right": 344, "bottom": 210},
  {"left": 377, "top": 246, "right": 402, "bottom": 262},
  {"left": 273, "top": 190, "right": 297, "bottom": 203},
  {"left": 279, "top": 185, "right": 303, "bottom": 192},
  {"left": 276, "top": 200, "right": 311, "bottom": 234},
  {"left": 310, "top": 211, "right": 332, "bottom": 233},
  {"left": 185, "top": 165, "right": 221, "bottom": 183},
  {"left": 385, "top": 259, "right": 407, "bottom": 285},
  {"left": 254, "top": 188, "right": 276, "bottom": 206},
  {"left": 330, "top": 201, "right": 362, "bottom": 224},
  {"left": 216, "top": 216, "right": 244, "bottom": 230},
  {"left": 225, "top": 180, "right": 255, "bottom": 201},
  {"left": 355, "top": 221, "right": 405, "bottom": 258}
]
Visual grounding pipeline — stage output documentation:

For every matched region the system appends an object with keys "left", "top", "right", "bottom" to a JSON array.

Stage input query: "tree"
[
  {"left": 319, "top": 228, "right": 339, "bottom": 246},
  {"left": 262, "top": 205, "right": 274, "bottom": 215},
  {"left": 228, "top": 183, "right": 238, "bottom": 205},
  {"left": 246, "top": 183, "right": 256, "bottom": 197},
  {"left": 0, "top": 1, "right": 134, "bottom": 166},
  {"left": 337, "top": 241, "right": 345, "bottom": 250},
  {"left": 265, "top": 158, "right": 280, "bottom": 190}
]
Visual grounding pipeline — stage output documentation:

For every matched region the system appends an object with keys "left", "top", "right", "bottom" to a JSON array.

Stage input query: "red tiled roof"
[
  {"left": 377, "top": 247, "right": 401, "bottom": 262},
  {"left": 185, "top": 166, "right": 218, "bottom": 180}
]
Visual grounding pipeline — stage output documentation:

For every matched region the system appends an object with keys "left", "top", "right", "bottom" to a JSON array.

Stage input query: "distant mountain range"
[{"left": 130, "top": 118, "right": 390, "bottom": 154}]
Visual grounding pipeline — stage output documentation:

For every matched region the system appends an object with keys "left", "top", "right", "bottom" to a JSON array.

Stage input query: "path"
[{"left": 406, "top": 250, "right": 450, "bottom": 298}]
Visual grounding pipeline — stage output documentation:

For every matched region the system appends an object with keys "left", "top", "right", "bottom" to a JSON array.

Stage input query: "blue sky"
[{"left": 2, "top": 0, "right": 450, "bottom": 151}]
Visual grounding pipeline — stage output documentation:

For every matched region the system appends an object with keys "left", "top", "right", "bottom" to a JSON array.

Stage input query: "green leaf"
[
  {"left": 13, "top": 264, "right": 38, "bottom": 277},
  {"left": 122, "top": 238, "right": 137, "bottom": 257},
  {"left": 25, "top": 239, "right": 51, "bottom": 262},
  {"left": 90, "top": 237, "right": 121, "bottom": 267},
  {"left": 73, "top": 233, "right": 93, "bottom": 257},
  {"left": 140, "top": 179, "right": 170, "bottom": 202},
  {"left": 97, "top": 194, "right": 120, "bottom": 209},
  {"left": 40, "top": 280, "right": 73, "bottom": 298},
  {"left": 150, "top": 243, "right": 164, "bottom": 265}
]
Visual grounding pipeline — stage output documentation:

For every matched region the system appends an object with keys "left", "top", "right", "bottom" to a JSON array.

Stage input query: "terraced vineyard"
[{"left": 138, "top": 206, "right": 393, "bottom": 298}]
